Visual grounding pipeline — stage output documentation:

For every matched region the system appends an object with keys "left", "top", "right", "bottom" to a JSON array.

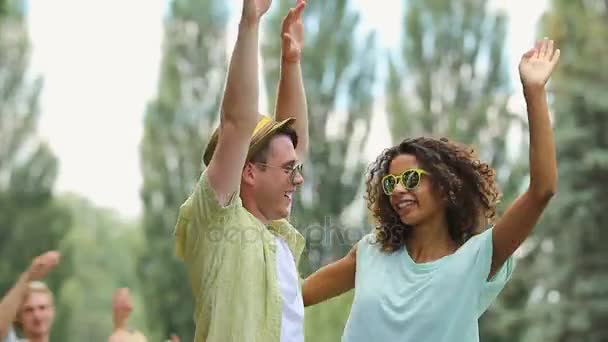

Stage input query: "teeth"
[{"left": 397, "top": 200, "right": 415, "bottom": 209}]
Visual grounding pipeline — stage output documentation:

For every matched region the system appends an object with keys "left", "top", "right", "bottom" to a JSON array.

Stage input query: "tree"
[
  {"left": 507, "top": 1, "right": 608, "bottom": 340},
  {"left": 0, "top": 0, "right": 72, "bottom": 339},
  {"left": 138, "top": 0, "right": 228, "bottom": 340},
  {"left": 0, "top": 1, "right": 72, "bottom": 338},
  {"left": 55, "top": 195, "right": 149, "bottom": 341}
]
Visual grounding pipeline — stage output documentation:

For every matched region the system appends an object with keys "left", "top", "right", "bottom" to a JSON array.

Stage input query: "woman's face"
[{"left": 386, "top": 153, "right": 446, "bottom": 227}]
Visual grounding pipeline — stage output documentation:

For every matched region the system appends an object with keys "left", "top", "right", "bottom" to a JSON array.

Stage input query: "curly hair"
[{"left": 366, "top": 137, "right": 501, "bottom": 252}]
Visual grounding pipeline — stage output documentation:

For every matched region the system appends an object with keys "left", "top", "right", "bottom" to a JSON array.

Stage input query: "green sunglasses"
[{"left": 381, "top": 168, "right": 429, "bottom": 195}]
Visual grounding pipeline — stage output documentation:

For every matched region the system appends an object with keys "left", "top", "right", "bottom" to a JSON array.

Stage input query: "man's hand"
[
  {"left": 242, "top": 0, "right": 272, "bottom": 24},
  {"left": 27, "top": 251, "right": 60, "bottom": 282},
  {"left": 519, "top": 37, "right": 560, "bottom": 90},
  {"left": 281, "top": 0, "right": 306, "bottom": 63}
]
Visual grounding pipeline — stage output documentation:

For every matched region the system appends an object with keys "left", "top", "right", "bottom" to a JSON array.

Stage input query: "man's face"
[
  {"left": 19, "top": 292, "right": 55, "bottom": 338},
  {"left": 252, "top": 135, "right": 304, "bottom": 221}
]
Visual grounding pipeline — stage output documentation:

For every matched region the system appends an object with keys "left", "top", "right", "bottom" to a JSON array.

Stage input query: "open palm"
[
  {"left": 28, "top": 251, "right": 60, "bottom": 281},
  {"left": 281, "top": 0, "right": 306, "bottom": 62},
  {"left": 519, "top": 38, "right": 560, "bottom": 88},
  {"left": 242, "top": 0, "right": 272, "bottom": 22}
]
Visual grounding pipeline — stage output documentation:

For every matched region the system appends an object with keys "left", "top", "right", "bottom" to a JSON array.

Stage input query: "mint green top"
[
  {"left": 174, "top": 170, "right": 306, "bottom": 342},
  {"left": 342, "top": 228, "right": 514, "bottom": 342}
]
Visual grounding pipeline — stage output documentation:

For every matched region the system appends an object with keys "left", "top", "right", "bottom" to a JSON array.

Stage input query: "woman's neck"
[{"left": 406, "top": 215, "right": 457, "bottom": 263}]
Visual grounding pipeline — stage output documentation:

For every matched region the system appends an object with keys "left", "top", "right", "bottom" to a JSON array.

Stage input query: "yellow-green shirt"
[{"left": 174, "top": 170, "right": 306, "bottom": 342}]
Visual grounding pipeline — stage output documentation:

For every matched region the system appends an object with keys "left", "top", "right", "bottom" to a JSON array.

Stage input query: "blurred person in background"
[
  {"left": 1, "top": 251, "right": 60, "bottom": 342},
  {"left": 108, "top": 288, "right": 147, "bottom": 342}
]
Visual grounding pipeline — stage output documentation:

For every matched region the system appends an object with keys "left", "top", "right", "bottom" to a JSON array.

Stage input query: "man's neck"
[
  {"left": 25, "top": 335, "right": 49, "bottom": 342},
  {"left": 241, "top": 193, "right": 271, "bottom": 225},
  {"left": 113, "top": 317, "right": 128, "bottom": 331}
]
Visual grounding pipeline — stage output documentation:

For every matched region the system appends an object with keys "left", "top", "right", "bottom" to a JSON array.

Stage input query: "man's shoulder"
[{"left": 108, "top": 329, "right": 147, "bottom": 342}]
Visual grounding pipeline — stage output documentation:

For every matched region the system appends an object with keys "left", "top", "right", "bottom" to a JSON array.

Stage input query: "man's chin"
[
  {"left": 272, "top": 207, "right": 290, "bottom": 221},
  {"left": 28, "top": 328, "right": 49, "bottom": 337}
]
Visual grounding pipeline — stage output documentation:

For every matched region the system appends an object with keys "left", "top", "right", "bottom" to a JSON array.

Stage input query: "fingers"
[
  {"left": 546, "top": 38, "right": 554, "bottom": 58},
  {"left": 282, "top": 33, "right": 294, "bottom": 47},
  {"left": 283, "top": 8, "right": 296, "bottom": 27},
  {"left": 534, "top": 40, "right": 543, "bottom": 58},
  {"left": 282, "top": 1, "right": 304, "bottom": 31},
  {"left": 294, "top": 0, "right": 306, "bottom": 17},
  {"left": 551, "top": 48, "right": 561, "bottom": 65},
  {"left": 29, "top": 251, "right": 60, "bottom": 280},
  {"left": 539, "top": 37, "right": 549, "bottom": 58},
  {"left": 38, "top": 251, "right": 61, "bottom": 266},
  {"left": 521, "top": 48, "right": 536, "bottom": 60}
]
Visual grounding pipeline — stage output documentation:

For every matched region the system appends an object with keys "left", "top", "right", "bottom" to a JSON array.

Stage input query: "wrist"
[
  {"left": 522, "top": 83, "right": 546, "bottom": 98},
  {"left": 239, "top": 17, "right": 260, "bottom": 31},
  {"left": 281, "top": 56, "right": 301, "bottom": 65},
  {"left": 21, "top": 270, "right": 32, "bottom": 283}
]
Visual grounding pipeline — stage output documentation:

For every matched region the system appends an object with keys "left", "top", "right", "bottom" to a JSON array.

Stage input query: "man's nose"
[{"left": 292, "top": 172, "right": 304, "bottom": 186}]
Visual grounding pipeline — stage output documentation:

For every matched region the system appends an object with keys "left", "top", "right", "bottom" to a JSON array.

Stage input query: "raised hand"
[
  {"left": 242, "top": 0, "right": 272, "bottom": 24},
  {"left": 27, "top": 251, "right": 60, "bottom": 281},
  {"left": 281, "top": 0, "right": 306, "bottom": 63},
  {"left": 519, "top": 38, "right": 561, "bottom": 89}
]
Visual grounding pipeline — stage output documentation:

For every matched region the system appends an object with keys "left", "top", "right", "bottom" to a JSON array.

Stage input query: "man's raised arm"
[
  {"left": 274, "top": 0, "right": 309, "bottom": 161},
  {"left": 207, "top": 0, "right": 272, "bottom": 205}
]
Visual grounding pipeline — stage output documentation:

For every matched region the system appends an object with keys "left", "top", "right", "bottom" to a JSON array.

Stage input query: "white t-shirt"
[
  {"left": 2, "top": 328, "right": 18, "bottom": 342},
  {"left": 275, "top": 236, "right": 304, "bottom": 342}
]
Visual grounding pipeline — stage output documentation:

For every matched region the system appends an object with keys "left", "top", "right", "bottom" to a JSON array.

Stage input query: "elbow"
[
  {"left": 302, "top": 280, "right": 312, "bottom": 307},
  {"left": 219, "top": 113, "right": 258, "bottom": 132},
  {"left": 303, "top": 297, "right": 312, "bottom": 307},
  {"left": 529, "top": 186, "right": 557, "bottom": 204}
]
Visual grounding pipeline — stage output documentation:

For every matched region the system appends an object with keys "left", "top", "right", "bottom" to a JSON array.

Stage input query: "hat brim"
[{"left": 203, "top": 117, "right": 296, "bottom": 167}]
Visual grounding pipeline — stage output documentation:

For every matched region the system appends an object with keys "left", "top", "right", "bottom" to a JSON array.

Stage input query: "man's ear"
[{"left": 242, "top": 162, "right": 256, "bottom": 186}]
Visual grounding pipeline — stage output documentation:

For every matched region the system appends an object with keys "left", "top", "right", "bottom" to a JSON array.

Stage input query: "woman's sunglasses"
[{"left": 381, "top": 168, "right": 429, "bottom": 195}]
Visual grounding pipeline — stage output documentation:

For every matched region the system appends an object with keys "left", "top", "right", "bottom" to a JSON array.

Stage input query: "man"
[
  {"left": 15, "top": 282, "right": 56, "bottom": 342},
  {"left": 173, "top": 0, "right": 309, "bottom": 341},
  {"left": 108, "top": 288, "right": 147, "bottom": 342},
  {"left": 0, "top": 251, "right": 60, "bottom": 342}
]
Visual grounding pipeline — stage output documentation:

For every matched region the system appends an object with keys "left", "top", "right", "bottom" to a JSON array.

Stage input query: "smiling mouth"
[
  {"left": 396, "top": 199, "right": 416, "bottom": 210},
  {"left": 284, "top": 191, "right": 294, "bottom": 201}
]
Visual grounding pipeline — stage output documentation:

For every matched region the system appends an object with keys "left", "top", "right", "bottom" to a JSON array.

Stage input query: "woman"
[{"left": 302, "top": 38, "right": 560, "bottom": 341}]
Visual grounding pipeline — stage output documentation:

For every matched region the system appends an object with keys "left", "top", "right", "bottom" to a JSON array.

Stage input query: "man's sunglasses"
[{"left": 381, "top": 168, "right": 429, "bottom": 195}]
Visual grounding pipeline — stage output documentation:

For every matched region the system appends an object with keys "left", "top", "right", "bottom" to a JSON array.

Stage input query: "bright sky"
[{"left": 27, "top": 0, "right": 548, "bottom": 218}]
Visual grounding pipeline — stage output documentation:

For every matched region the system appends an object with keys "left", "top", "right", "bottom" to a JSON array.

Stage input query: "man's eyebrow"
[{"left": 281, "top": 160, "right": 297, "bottom": 168}]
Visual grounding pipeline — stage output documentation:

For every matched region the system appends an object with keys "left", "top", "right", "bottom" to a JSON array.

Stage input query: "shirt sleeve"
[
  {"left": 472, "top": 227, "right": 515, "bottom": 316},
  {"left": 174, "top": 169, "right": 242, "bottom": 260}
]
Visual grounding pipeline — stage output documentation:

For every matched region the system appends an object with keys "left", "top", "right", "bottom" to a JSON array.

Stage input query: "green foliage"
[
  {"left": 54, "top": 195, "right": 150, "bottom": 341},
  {"left": 138, "top": 0, "right": 228, "bottom": 340},
  {"left": 0, "top": 2, "right": 72, "bottom": 339},
  {"left": 504, "top": 1, "right": 608, "bottom": 340},
  {"left": 305, "top": 291, "right": 353, "bottom": 342}
]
